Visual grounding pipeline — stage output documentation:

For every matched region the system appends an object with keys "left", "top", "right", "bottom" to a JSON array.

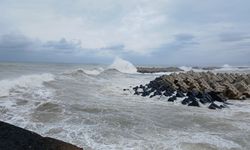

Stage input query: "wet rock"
[
  {"left": 132, "top": 71, "right": 250, "bottom": 109},
  {"left": 188, "top": 100, "right": 200, "bottom": 107},
  {"left": 208, "top": 91, "right": 227, "bottom": 103},
  {"left": 182, "top": 98, "right": 191, "bottom": 105},
  {"left": 137, "top": 67, "right": 183, "bottom": 73},
  {"left": 208, "top": 103, "right": 221, "bottom": 110},
  {"left": 0, "top": 121, "right": 82, "bottom": 150},
  {"left": 168, "top": 96, "right": 177, "bottom": 102},
  {"left": 176, "top": 90, "right": 185, "bottom": 97}
]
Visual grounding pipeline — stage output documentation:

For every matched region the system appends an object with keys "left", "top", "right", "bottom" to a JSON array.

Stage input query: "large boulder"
[{"left": 0, "top": 121, "right": 82, "bottom": 150}]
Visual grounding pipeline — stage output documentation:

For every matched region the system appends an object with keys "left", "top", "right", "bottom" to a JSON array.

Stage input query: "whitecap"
[
  {"left": 0, "top": 73, "right": 55, "bottom": 97},
  {"left": 108, "top": 57, "right": 137, "bottom": 74}
]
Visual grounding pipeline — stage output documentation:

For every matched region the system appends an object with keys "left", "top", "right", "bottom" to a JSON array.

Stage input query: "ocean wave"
[
  {"left": 62, "top": 68, "right": 104, "bottom": 77},
  {"left": 179, "top": 66, "right": 193, "bottom": 72},
  {"left": 214, "top": 64, "right": 250, "bottom": 72},
  {"left": 108, "top": 57, "right": 137, "bottom": 74},
  {"left": 0, "top": 73, "right": 55, "bottom": 97},
  {"left": 98, "top": 68, "right": 124, "bottom": 76}
]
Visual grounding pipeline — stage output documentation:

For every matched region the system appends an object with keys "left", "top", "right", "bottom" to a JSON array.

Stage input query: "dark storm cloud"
[
  {"left": 0, "top": 34, "right": 82, "bottom": 53},
  {"left": 0, "top": 34, "right": 34, "bottom": 50},
  {"left": 43, "top": 38, "right": 82, "bottom": 53},
  {"left": 155, "top": 33, "right": 199, "bottom": 52}
]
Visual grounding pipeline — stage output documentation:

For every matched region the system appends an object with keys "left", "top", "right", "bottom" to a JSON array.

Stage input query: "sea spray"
[{"left": 108, "top": 57, "right": 137, "bottom": 74}]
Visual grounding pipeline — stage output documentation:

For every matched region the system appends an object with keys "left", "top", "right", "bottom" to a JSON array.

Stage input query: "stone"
[
  {"left": 137, "top": 67, "right": 183, "bottom": 73},
  {"left": 208, "top": 91, "right": 227, "bottom": 103},
  {"left": 0, "top": 121, "right": 82, "bottom": 150},
  {"left": 188, "top": 100, "right": 200, "bottom": 107},
  {"left": 208, "top": 103, "right": 221, "bottom": 110},
  {"left": 132, "top": 71, "right": 250, "bottom": 109},
  {"left": 168, "top": 96, "right": 177, "bottom": 102},
  {"left": 176, "top": 90, "right": 185, "bottom": 97},
  {"left": 182, "top": 98, "right": 190, "bottom": 105}
]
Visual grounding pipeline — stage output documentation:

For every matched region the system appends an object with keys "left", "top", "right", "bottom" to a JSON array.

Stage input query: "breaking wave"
[
  {"left": 179, "top": 66, "right": 193, "bottom": 72},
  {"left": 108, "top": 57, "right": 137, "bottom": 74},
  {"left": 0, "top": 73, "right": 55, "bottom": 97}
]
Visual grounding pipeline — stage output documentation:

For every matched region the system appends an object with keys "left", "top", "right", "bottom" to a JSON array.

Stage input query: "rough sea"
[{"left": 0, "top": 58, "right": 250, "bottom": 150}]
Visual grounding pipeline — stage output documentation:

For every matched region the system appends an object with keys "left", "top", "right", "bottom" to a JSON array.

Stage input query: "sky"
[{"left": 0, "top": 0, "right": 250, "bottom": 66}]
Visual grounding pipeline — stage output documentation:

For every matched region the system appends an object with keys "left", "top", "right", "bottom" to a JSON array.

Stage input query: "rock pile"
[
  {"left": 137, "top": 67, "right": 183, "bottom": 73},
  {"left": 132, "top": 71, "right": 250, "bottom": 109}
]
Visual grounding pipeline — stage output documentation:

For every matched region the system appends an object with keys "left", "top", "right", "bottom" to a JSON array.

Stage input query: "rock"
[
  {"left": 168, "top": 96, "right": 177, "bottom": 102},
  {"left": 137, "top": 67, "right": 183, "bottom": 73},
  {"left": 0, "top": 121, "right": 82, "bottom": 150},
  {"left": 132, "top": 71, "right": 250, "bottom": 109},
  {"left": 134, "top": 91, "right": 140, "bottom": 95},
  {"left": 186, "top": 91, "right": 199, "bottom": 97},
  {"left": 199, "top": 93, "right": 213, "bottom": 104},
  {"left": 208, "top": 103, "right": 221, "bottom": 110},
  {"left": 133, "top": 86, "right": 139, "bottom": 91},
  {"left": 182, "top": 96, "right": 196, "bottom": 105},
  {"left": 224, "top": 83, "right": 241, "bottom": 99},
  {"left": 182, "top": 98, "right": 190, "bottom": 105},
  {"left": 188, "top": 100, "right": 200, "bottom": 107},
  {"left": 176, "top": 90, "right": 185, "bottom": 97},
  {"left": 208, "top": 91, "right": 227, "bottom": 103}
]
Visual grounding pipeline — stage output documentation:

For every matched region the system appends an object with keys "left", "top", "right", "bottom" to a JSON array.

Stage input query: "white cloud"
[{"left": 0, "top": 0, "right": 249, "bottom": 65}]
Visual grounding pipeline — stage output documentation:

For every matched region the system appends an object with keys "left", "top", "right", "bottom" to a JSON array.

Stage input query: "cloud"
[
  {"left": 43, "top": 38, "right": 82, "bottom": 53},
  {"left": 0, "top": 34, "right": 35, "bottom": 50},
  {"left": 219, "top": 32, "right": 250, "bottom": 42},
  {"left": 0, "top": 0, "right": 250, "bottom": 65}
]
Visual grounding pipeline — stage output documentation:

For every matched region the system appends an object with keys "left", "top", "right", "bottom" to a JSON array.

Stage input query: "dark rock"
[
  {"left": 168, "top": 96, "right": 177, "bottom": 102},
  {"left": 137, "top": 67, "right": 183, "bottom": 73},
  {"left": 141, "top": 91, "right": 149, "bottom": 97},
  {"left": 176, "top": 90, "right": 185, "bottom": 97},
  {"left": 182, "top": 98, "right": 190, "bottom": 105},
  {"left": 208, "top": 103, "right": 221, "bottom": 110},
  {"left": 188, "top": 100, "right": 200, "bottom": 107},
  {"left": 134, "top": 91, "right": 140, "bottom": 95},
  {"left": 186, "top": 91, "right": 198, "bottom": 97},
  {"left": 133, "top": 86, "right": 139, "bottom": 91},
  {"left": 196, "top": 92, "right": 204, "bottom": 99},
  {"left": 0, "top": 121, "right": 82, "bottom": 150},
  {"left": 199, "top": 93, "right": 213, "bottom": 104},
  {"left": 163, "top": 91, "right": 172, "bottom": 97},
  {"left": 208, "top": 91, "right": 227, "bottom": 103}
]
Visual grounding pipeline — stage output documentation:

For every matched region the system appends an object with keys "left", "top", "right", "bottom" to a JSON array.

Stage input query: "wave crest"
[
  {"left": 0, "top": 73, "right": 55, "bottom": 97},
  {"left": 108, "top": 57, "right": 137, "bottom": 74}
]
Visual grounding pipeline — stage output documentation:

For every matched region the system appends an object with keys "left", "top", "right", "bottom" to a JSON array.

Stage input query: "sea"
[{"left": 0, "top": 58, "right": 250, "bottom": 150}]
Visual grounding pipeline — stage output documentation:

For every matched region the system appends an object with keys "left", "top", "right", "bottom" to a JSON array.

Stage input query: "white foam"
[
  {"left": 63, "top": 67, "right": 104, "bottom": 76},
  {"left": 0, "top": 73, "right": 55, "bottom": 97},
  {"left": 167, "top": 130, "right": 241, "bottom": 149},
  {"left": 84, "top": 68, "right": 104, "bottom": 75},
  {"left": 108, "top": 57, "right": 137, "bottom": 74},
  {"left": 179, "top": 66, "right": 193, "bottom": 72}
]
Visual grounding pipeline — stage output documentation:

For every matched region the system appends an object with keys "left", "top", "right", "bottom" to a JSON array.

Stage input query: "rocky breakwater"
[
  {"left": 0, "top": 121, "right": 83, "bottom": 150},
  {"left": 132, "top": 71, "right": 250, "bottom": 109},
  {"left": 137, "top": 67, "right": 183, "bottom": 73}
]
